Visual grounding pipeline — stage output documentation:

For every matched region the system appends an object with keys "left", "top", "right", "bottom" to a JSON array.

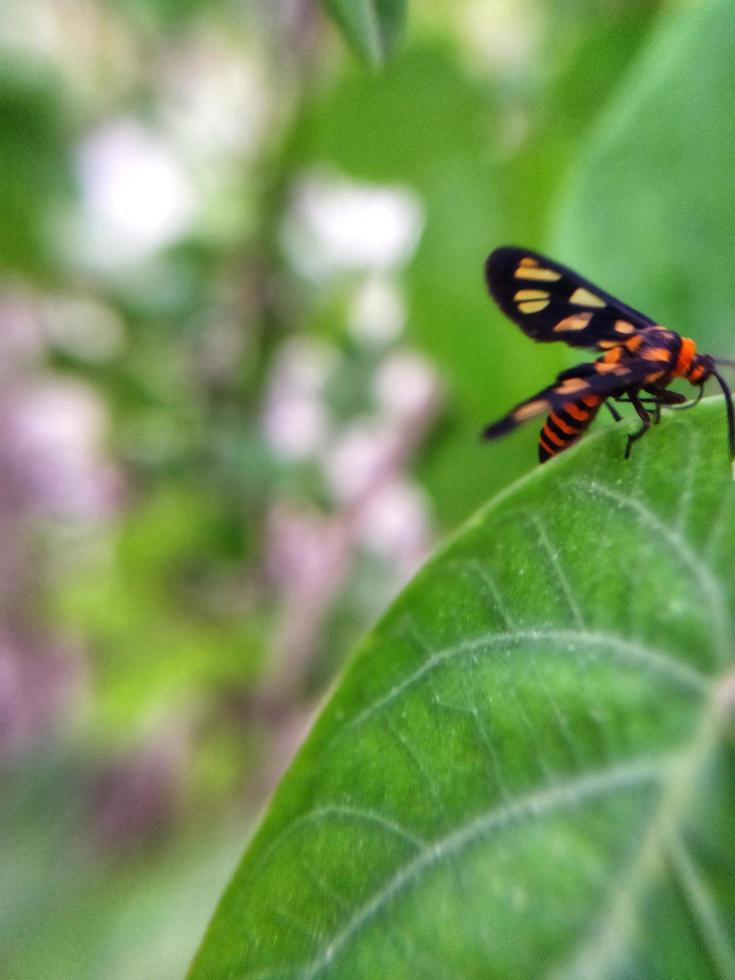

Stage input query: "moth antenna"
[
  {"left": 711, "top": 368, "right": 735, "bottom": 463},
  {"left": 713, "top": 358, "right": 735, "bottom": 369}
]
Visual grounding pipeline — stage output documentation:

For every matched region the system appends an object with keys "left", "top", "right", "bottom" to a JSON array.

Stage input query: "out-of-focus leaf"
[
  {"left": 190, "top": 398, "right": 735, "bottom": 978},
  {"left": 553, "top": 0, "right": 735, "bottom": 356},
  {"left": 0, "top": 64, "right": 72, "bottom": 276},
  {"left": 322, "top": 0, "right": 407, "bottom": 65}
]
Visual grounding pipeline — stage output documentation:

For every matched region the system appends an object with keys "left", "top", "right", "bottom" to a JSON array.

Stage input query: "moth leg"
[
  {"left": 666, "top": 384, "right": 704, "bottom": 412},
  {"left": 643, "top": 385, "right": 688, "bottom": 405},
  {"left": 604, "top": 401, "right": 623, "bottom": 423},
  {"left": 624, "top": 391, "right": 651, "bottom": 459},
  {"left": 614, "top": 396, "right": 660, "bottom": 406}
]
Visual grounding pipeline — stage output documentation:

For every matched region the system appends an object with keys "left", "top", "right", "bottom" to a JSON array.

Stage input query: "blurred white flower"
[
  {"left": 374, "top": 350, "right": 440, "bottom": 422},
  {"left": 263, "top": 397, "right": 329, "bottom": 462},
  {"left": 322, "top": 419, "right": 397, "bottom": 505},
  {"left": 0, "top": 631, "right": 82, "bottom": 761},
  {"left": 7, "top": 380, "right": 118, "bottom": 519},
  {"left": 355, "top": 478, "right": 431, "bottom": 575},
  {"left": 159, "top": 34, "right": 269, "bottom": 165},
  {"left": 274, "top": 336, "right": 337, "bottom": 393},
  {"left": 266, "top": 503, "right": 348, "bottom": 598},
  {"left": 0, "top": 0, "right": 137, "bottom": 93},
  {"left": 281, "top": 171, "right": 424, "bottom": 278},
  {"left": 349, "top": 275, "right": 406, "bottom": 346},
  {"left": 459, "top": 0, "right": 540, "bottom": 75},
  {"left": 75, "top": 119, "right": 197, "bottom": 268},
  {"left": 0, "top": 292, "right": 45, "bottom": 371},
  {"left": 262, "top": 338, "right": 336, "bottom": 460},
  {"left": 322, "top": 350, "right": 439, "bottom": 505}
]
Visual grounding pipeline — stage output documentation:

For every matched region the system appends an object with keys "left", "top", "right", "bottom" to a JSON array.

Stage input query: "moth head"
[{"left": 687, "top": 353, "right": 715, "bottom": 384}]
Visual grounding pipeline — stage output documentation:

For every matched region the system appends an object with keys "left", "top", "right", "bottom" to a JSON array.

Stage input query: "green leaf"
[
  {"left": 322, "top": 0, "right": 407, "bottom": 66},
  {"left": 191, "top": 399, "right": 735, "bottom": 978}
]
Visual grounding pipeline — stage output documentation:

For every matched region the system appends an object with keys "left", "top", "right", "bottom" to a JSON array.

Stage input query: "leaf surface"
[{"left": 191, "top": 400, "right": 735, "bottom": 978}]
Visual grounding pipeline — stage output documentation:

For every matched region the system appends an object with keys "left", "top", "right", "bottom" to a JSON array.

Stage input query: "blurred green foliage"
[
  {"left": 2, "top": 0, "right": 735, "bottom": 977},
  {"left": 0, "top": 62, "right": 73, "bottom": 276},
  {"left": 322, "top": 0, "right": 407, "bottom": 65},
  {"left": 554, "top": 0, "right": 735, "bottom": 357}
]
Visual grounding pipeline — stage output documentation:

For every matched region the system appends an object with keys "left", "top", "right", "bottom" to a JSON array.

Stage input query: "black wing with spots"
[
  {"left": 482, "top": 356, "right": 651, "bottom": 442},
  {"left": 485, "top": 246, "right": 656, "bottom": 349}
]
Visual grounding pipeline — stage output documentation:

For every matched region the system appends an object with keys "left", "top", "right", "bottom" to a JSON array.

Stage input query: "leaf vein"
[
  {"left": 666, "top": 833, "right": 735, "bottom": 980},
  {"left": 339, "top": 629, "right": 709, "bottom": 739},
  {"left": 530, "top": 515, "right": 584, "bottom": 628},
  {"left": 584, "top": 481, "right": 729, "bottom": 662},
  {"left": 247, "top": 805, "right": 426, "bottom": 885},
  {"left": 298, "top": 758, "right": 663, "bottom": 979}
]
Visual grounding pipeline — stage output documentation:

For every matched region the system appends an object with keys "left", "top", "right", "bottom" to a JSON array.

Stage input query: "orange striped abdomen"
[{"left": 539, "top": 396, "right": 602, "bottom": 463}]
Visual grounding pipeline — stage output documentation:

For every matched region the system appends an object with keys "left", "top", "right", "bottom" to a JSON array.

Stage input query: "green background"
[{"left": 1, "top": 0, "right": 735, "bottom": 976}]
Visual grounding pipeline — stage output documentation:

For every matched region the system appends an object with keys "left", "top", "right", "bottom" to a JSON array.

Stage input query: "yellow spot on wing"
[
  {"left": 642, "top": 347, "right": 672, "bottom": 362},
  {"left": 614, "top": 319, "right": 635, "bottom": 334},
  {"left": 553, "top": 312, "right": 593, "bottom": 333},
  {"left": 519, "top": 257, "right": 539, "bottom": 267},
  {"left": 557, "top": 378, "right": 589, "bottom": 394},
  {"left": 514, "top": 266, "right": 562, "bottom": 281},
  {"left": 518, "top": 300, "right": 550, "bottom": 313},
  {"left": 570, "top": 287, "right": 606, "bottom": 308},
  {"left": 595, "top": 361, "right": 628, "bottom": 375},
  {"left": 513, "top": 398, "right": 550, "bottom": 421},
  {"left": 515, "top": 289, "right": 550, "bottom": 314}
]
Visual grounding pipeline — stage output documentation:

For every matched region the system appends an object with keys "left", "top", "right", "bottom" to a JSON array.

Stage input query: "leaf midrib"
[
  {"left": 554, "top": 667, "right": 735, "bottom": 979},
  {"left": 300, "top": 756, "right": 664, "bottom": 980}
]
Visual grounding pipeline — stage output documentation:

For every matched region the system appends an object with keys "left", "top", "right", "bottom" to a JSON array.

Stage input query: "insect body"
[{"left": 482, "top": 247, "right": 735, "bottom": 463}]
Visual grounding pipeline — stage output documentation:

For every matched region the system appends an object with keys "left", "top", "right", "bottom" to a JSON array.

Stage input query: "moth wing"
[
  {"left": 485, "top": 246, "right": 656, "bottom": 350},
  {"left": 482, "top": 356, "right": 649, "bottom": 441}
]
